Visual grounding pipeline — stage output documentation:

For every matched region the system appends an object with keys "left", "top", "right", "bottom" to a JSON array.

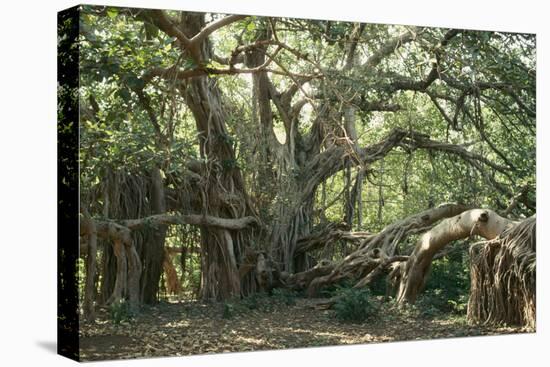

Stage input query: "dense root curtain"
[{"left": 468, "top": 216, "right": 536, "bottom": 328}]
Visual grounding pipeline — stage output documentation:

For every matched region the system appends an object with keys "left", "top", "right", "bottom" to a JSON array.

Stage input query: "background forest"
[{"left": 71, "top": 5, "right": 536, "bottom": 360}]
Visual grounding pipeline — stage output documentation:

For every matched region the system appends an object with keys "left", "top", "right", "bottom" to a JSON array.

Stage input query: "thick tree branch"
[
  {"left": 121, "top": 213, "right": 259, "bottom": 230},
  {"left": 146, "top": 11, "right": 246, "bottom": 64},
  {"left": 148, "top": 10, "right": 191, "bottom": 48},
  {"left": 363, "top": 27, "right": 419, "bottom": 69},
  {"left": 396, "top": 208, "right": 514, "bottom": 303},
  {"left": 191, "top": 15, "right": 247, "bottom": 44},
  {"left": 300, "top": 128, "right": 511, "bottom": 205},
  {"left": 296, "top": 203, "right": 473, "bottom": 295}
]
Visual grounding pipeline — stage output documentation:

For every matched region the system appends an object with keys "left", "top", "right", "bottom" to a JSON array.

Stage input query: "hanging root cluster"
[{"left": 468, "top": 216, "right": 536, "bottom": 328}]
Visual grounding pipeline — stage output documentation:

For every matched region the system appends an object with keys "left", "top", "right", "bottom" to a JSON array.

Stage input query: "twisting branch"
[
  {"left": 299, "top": 127, "right": 514, "bottom": 207},
  {"left": 363, "top": 27, "right": 420, "bottom": 69},
  {"left": 191, "top": 14, "right": 247, "bottom": 44},
  {"left": 146, "top": 10, "right": 247, "bottom": 63},
  {"left": 148, "top": 10, "right": 191, "bottom": 47},
  {"left": 287, "top": 203, "right": 473, "bottom": 295}
]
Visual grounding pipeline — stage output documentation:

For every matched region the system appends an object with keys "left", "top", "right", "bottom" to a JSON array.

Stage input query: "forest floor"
[{"left": 79, "top": 296, "right": 530, "bottom": 361}]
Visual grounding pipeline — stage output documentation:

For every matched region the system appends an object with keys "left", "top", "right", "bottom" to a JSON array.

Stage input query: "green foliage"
[
  {"left": 422, "top": 250, "right": 470, "bottom": 315},
  {"left": 332, "top": 288, "right": 378, "bottom": 323},
  {"left": 220, "top": 290, "right": 301, "bottom": 319},
  {"left": 241, "top": 292, "right": 262, "bottom": 310},
  {"left": 221, "top": 301, "right": 240, "bottom": 319},
  {"left": 271, "top": 288, "right": 298, "bottom": 306},
  {"left": 109, "top": 299, "right": 133, "bottom": 324},
  {"left": 367, "top": 274, "right": 388, "bottom": 297},
  {"left": 319, "top": 279, "right": 354, "bottom": 298}
]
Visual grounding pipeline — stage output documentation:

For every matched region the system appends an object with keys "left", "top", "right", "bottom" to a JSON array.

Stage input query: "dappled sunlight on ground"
[{"left": 79, "top": 297, "right": 528, "bottom": 361}]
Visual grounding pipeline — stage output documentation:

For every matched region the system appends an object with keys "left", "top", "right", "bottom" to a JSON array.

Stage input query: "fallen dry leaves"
[{"left": 79, "top": 297, "right": 529, "bottom": 361}]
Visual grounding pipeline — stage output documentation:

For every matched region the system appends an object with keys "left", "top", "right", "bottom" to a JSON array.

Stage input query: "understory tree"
[{"left": 76, "top": 6, "right": 535, "bottom": 326}]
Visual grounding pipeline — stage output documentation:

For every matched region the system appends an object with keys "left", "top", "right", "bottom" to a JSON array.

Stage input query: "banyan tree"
[{"left": 76, "top": 6, "right": 535, "bottom": 327}]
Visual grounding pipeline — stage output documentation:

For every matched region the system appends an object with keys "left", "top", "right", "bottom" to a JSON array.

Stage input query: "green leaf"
[
  {"left": 125, "top": 74, "right": 145, "bottom": 90},
  {"left": 165, "top": 36, "right": 177, "bottom": 44},
  {"left": 117, "top": 88, "right": 131, "bottom": 102},
  {"left": 144, "top": 22, "right": 159, "bottom": 40},
  {"left": 106, "top": 8, "right": 118, "bottom": 19}
]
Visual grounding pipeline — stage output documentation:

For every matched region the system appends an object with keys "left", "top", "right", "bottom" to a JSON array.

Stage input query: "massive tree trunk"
[
  {"left": 396, "top": 209, "right": 513, "bottom": 303},
  {"left": 177, "top": 13, "right": 256, "bottom": 300}
]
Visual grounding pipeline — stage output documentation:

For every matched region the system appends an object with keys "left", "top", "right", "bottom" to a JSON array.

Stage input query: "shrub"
[
  {"left": 421, "top": 252, "right": 470, "bottom": 315},
  {"left": 271, "top": 288, "right": 298, "bottom": 306},
  {"left": 319, "top": 279, "right": 354, "bottom": 298},
  {"left": 222, "top": 302, "right": 238, "bottom": 319},
  {"left": 241, "top": 292, "right": 263, "bottom": 310},
  {"left": 332, "top": 288, "right": 378, "bottom": 323},
  {"left": 109, "top": 299, "right": 133, "bottom": 324}
]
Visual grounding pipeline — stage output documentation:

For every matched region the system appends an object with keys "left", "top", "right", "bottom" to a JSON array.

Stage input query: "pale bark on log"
[
  {"left": 396, "top": 209, "right": 514, "bottom": 303},
  {"left": 121, "top": 213, "right": 258, "bottom": 231}
]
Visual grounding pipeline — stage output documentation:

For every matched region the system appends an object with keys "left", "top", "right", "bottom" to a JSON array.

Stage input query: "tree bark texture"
[{"left": 396, "top": 209, "right": 513, "bottom": 303}]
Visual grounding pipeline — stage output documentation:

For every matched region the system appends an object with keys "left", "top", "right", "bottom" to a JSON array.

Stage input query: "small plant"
[
  {"left": 332, "top": 288, "right": 378, "bottom": 323},
  {"left": 109, "top": 299, "right": 133, "bottom": 325},
  {"left": 319, "top": 279, "right": 354, "bottom": 298},
  {"left": 271, "top": 288, "right": 297, "bottom": 306},
  {"left": 222, "top": 302, "right": 237, "bottom": 319},
  {"left": 447, "top": 294, "right": 468, "bottom": 314},
  {"left": 241, "top": 292, "right": 262, "bottom": 310}
]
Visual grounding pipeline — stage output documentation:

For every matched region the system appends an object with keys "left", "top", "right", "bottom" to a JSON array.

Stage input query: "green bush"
[
  {"left": 319, "top": 279, "right": 354, "bottom": 298},
  {"left": 271, "top": 288, "right": 298, "bottom": 306},
  {"left": 367, "top": 274, "right": 388, "bottom": 297},
  {"left": 421, "top": 252, "right": 470, "bottom": 315},
  {"left": 241, "top": 292, "right": 264, "bottom": 310},
  {"left": 109, "top": 299, "right": 133, "bottom": 324},
  {"left": 332, "top": 288, "right": 378, "bottom": 323},
  {"left": 222, "top": 302, "right": 238, "bottom": 319}
]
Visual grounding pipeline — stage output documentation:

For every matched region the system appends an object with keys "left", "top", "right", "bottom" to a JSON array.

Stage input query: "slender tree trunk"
[
  {"left": 107, "top": 240, "right": 128, "bottom": 304},
  {"left": 99, "top": 242, "right": 117, "bottom": 304},
  {"left": 140, "top": 167, "right": 167, "bottom": 304},
  {"left": 80, "top": 209, "right": 97, "bottom": 321}
]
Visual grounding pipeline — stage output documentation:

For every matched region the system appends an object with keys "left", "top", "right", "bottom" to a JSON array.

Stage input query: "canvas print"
[{"left": 57, "top": 4, "right": 536, "bottom": 362}]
